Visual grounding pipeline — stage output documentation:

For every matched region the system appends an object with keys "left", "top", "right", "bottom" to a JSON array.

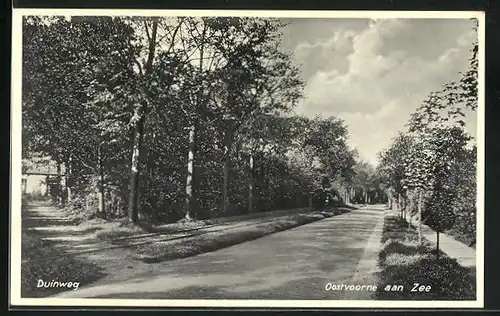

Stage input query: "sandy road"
[{"left": 53, "top": 205, "right": 386, "bottom": 300}]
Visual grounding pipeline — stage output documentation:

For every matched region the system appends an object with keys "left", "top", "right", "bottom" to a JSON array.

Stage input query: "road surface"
[{"left": 54, "top": 205, "right": 386, "bottom": 300}]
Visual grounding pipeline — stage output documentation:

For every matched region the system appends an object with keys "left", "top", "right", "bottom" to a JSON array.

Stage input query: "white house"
[{"left": 22, "top": 157, "right": 62, "bottom": 198}]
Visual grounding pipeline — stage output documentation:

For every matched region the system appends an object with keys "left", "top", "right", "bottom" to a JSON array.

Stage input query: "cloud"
[
  {"left": 283, "top": 18, "right": 477, "bottom": 165},
  {"left": 339, "top": 101, "right": 411, "bottom": 165},
  {"left": 293, "top": 30, "right": 355, "bottom": 79}
]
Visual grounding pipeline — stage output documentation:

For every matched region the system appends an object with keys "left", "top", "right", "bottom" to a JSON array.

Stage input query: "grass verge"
[
  {"left": 93, "top": 222, "right": 147, "bottom": 240},
  {"left": 21, "top": 232, "right": 106, "bottom": 298},
  {"left": 132, "top": 207, "right": 350, "bottom": 263},
  {"left": 375, "top": 215, "right": 476, "bottom": 300}
]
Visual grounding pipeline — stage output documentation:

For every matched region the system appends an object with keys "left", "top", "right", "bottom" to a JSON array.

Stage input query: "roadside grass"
[
  {"left": 94, "top": 222, "right": 147, "bottom": 240},
  {"left": 94, "top": 208, "right": 317, "bottom": 241},
  {"left": 132, "top": 207, "right": 350, "bottom": 263},
  {"left": 21, "top": 232, "right": 106, "bottom": 298},
  {"left": 375, "top": 215, "right": 476, "bottom": 300}
]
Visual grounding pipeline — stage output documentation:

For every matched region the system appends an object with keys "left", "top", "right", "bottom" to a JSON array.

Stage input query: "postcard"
[{"left": 10, "top": 9, "right": 484, "bottom": 309}]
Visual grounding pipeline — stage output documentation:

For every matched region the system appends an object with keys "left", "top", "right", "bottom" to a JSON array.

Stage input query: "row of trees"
[
  {"left": 377, "top": 19, "right": 478, "bottom": 250},
  {"left": 23, "top": 16, "right": 378, "bottom": 225}
]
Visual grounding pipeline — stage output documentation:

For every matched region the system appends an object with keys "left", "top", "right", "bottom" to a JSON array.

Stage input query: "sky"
[{"left": 279, "top": 18, "right": 478, "bottom": 166}]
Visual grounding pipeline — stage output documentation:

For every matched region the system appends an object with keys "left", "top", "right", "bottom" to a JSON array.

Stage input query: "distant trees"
[{"left": 22, "top": 15, "right": 364, "bottom": 225}]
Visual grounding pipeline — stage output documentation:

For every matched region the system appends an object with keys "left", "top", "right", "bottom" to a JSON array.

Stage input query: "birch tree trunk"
[
  {"left": 398, "top": 194, "right": 402, "bottom": 219},
  {"left": 66, "top": 157, "right": 72, "bottom": 204},
  {"left": 248, "top": 153, "right": 254, "bottom": 213},
  {"left": 184, "top": 124, "right": 196, "bottom": 220},
  {"left": 57, "top": 163, "right": 63, "bottom": 206},
  {"left": 128, "top": 122, "right": 142, "bottom": 223},
  {"left": 402, "top": 195, "right": 406, "bottom": 221},
  {"left": 409, "top": 192, "right": 413, "bottom": 229},
  {"left": 98, "top": 146, "right": 105, "bottom": 215},
  {"left": 66, "top": 172, "right": 72, "bottom": 203}
]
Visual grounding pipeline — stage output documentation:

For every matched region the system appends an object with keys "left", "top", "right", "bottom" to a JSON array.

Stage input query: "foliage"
[
  {"left": 22, "top": 16, "right": 362, "bottom": 225},
  {"left": 376, "top": 28, "right": 478, "bottom": 243}
]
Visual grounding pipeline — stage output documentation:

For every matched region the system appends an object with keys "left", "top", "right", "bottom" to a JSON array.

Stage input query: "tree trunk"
[
  {"left": 408, "top": 193, "right": 412, "bottom": 228},
  {"left": 436, "top": 231, "right": 440, "bottom": 260},
  {"left": 248, "top": 153, "right": 254, "bottom": 213},
  {"left": 126, "top": 20, "right": 158, "bottom": 225},
  {"left": 57, "top": 163, "right": 64, "bottom": 206},
  {"left": 128, "top": 122, "right": 142, "bottom": 224},
  {"left": 418, "top": 189, "right": 423, "bottom": 245},
  {"left": 98, "top": 147, "right": 105, "bottom": 215},
  {"left": 222, "top": 124, "right": 233, "bottom": 215},
  {"left": 145, "top": 132, "right": 156, "bottom": 222},
  {"left": 268, "top": 179, "right": 273, "bottom": 211},
  {"left": 145, "top": 132, "right": 156, "bottom": 190},
  {"left": 403, "top": 197, "right": 406, "bottom": 221},
  {"left": 184, "top": 124, "right": 196, "bottom": 220},
  {"left": 398, "top": 194, "right": 402, "bottom": 219},
  {"left": 66, "top": 156, "right": 72, "bottom": 204},
  {"left": 222, "top": 159, "right": 229, "bottom": 214}
]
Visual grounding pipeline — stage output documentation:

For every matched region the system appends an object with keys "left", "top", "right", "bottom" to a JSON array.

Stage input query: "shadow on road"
[{"left": 21, "top": 202, "right": 108, "bottom": 298}]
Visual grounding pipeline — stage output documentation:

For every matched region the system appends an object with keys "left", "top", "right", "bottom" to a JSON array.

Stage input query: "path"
[
  {"left": 405, "top": 213, "right": 476, "bottom": 268},
  {"left": 22, "top": 202, "right": 124, "bottom": 254},
  {"left": 54, "top": 205, "right": 387, "bottom": 300},
  {"left": 418, "top": 219, "right": 476, "bottom": 268}
]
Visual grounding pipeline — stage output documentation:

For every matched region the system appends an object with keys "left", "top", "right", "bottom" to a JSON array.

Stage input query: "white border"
[{"left": 10, "top": 9, "right": 485, "bottom": 309}]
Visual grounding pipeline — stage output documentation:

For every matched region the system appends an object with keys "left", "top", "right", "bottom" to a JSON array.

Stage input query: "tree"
[
  {"left": 23, "top": 15, "right": 364, "bottom": 227},
  {"left": 378, "top": 132, "right": 414, "bottom": 217},
  {"left": 23, "top": 16, "right": 139, "bottom": 213},
  {"left": 206, "top": 18, "right": 304, "bottom": 215},
  {"left": 378, "top": 22, "right": 478, "bottom": 246},
  {"left": 422, "top": 127, "right": 470, "bottom": 256}
]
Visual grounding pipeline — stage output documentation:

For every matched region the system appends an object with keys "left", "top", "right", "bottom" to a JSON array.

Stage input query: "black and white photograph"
[{"left": 10, "top": 9, "right": 484, "bottom": 308}]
